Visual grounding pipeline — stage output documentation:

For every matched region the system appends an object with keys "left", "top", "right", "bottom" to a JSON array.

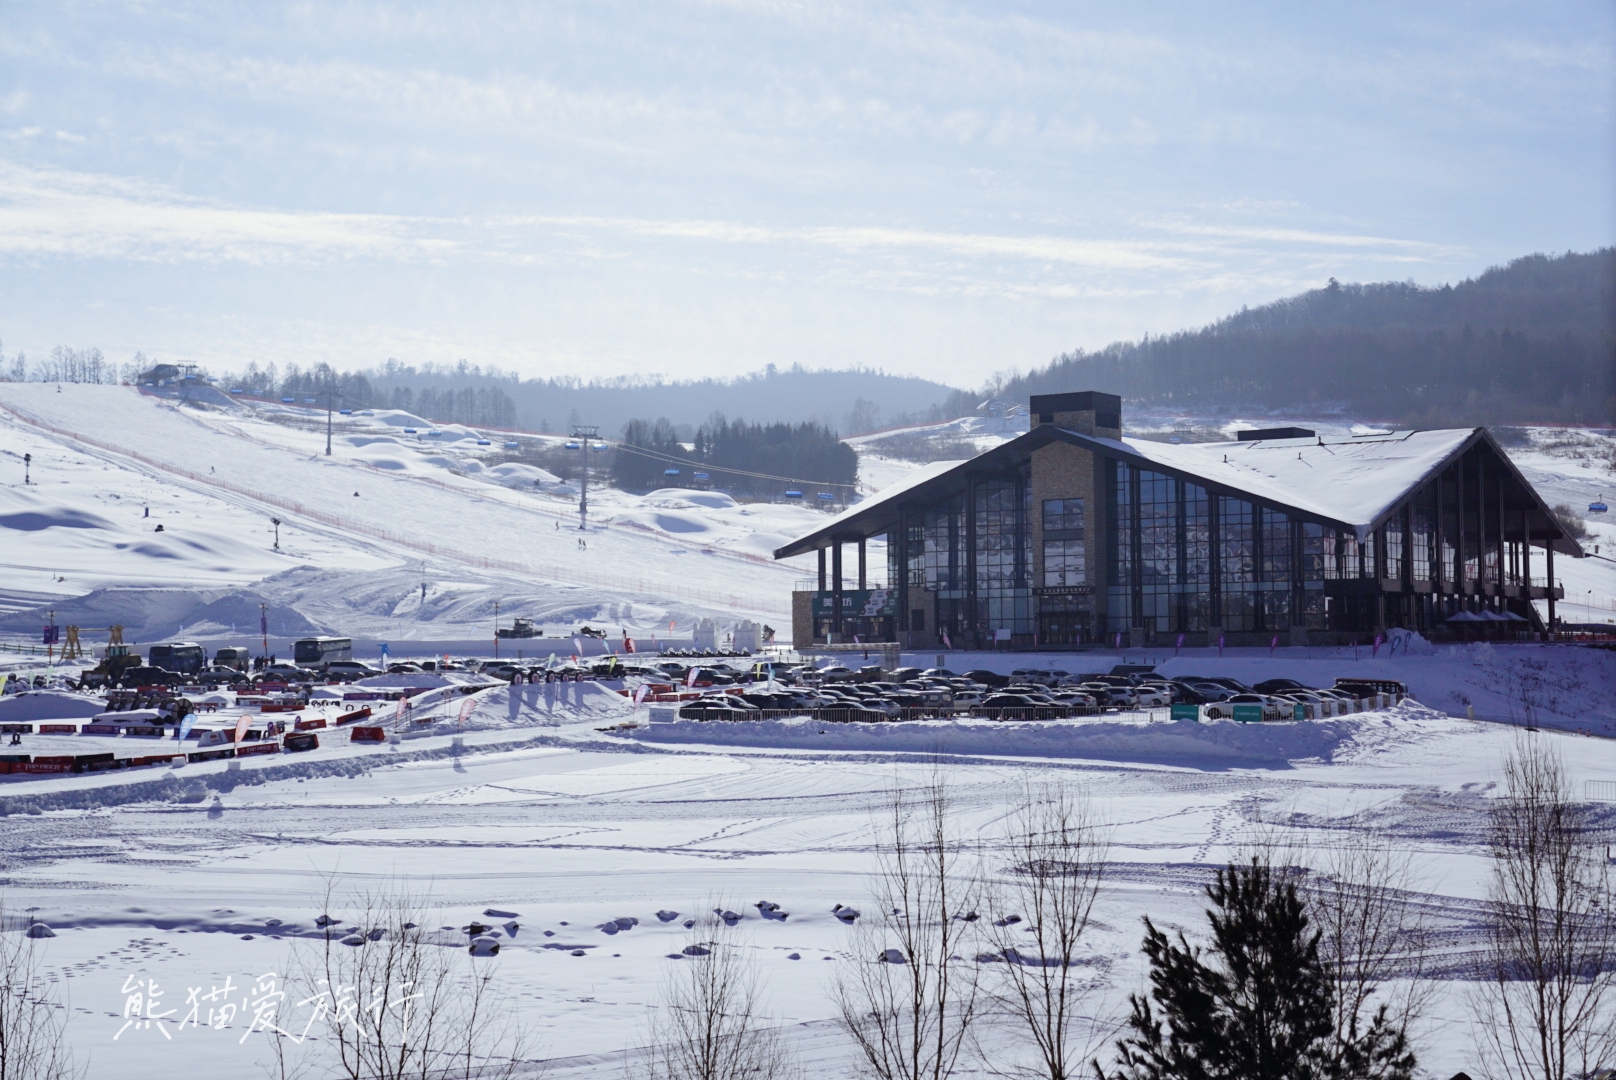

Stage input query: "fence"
[
  {"left": 0, "top": 399, "right": 789, "bottom": 616},
  {"left": 1587, "top": 780, "right": 1616, "bottom": 802}
]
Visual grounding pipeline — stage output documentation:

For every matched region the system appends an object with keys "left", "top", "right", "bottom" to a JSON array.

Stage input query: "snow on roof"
[
  {"left": 806, "top": 458, "right": 967, "bottom": 538},
  {"left": 1103, "top": 428, "right": 1476, "bottom": 531}
]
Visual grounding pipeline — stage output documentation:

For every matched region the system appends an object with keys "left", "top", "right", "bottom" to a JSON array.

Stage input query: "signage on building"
[
  {"left": 811, "top": 588, "right": 897, "bottom": 618},
  {"left": 1033, "top": 585, "right": 1095, "bottom": 597}
]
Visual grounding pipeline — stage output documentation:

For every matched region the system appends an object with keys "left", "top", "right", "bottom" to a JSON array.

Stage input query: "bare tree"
[
  {"left": 642, "top": 913, "right": 798, "bottom": 1080},
  {"left": 0, "top": 907, "right": 80, "bottom": 1080},
  {"left": 835, "top": 776, "right": 982, "bottom": 1080},
  {"left": 1471, "top": 738, "right": 1616, "bottom": 1080},
  {"left": 1305, "top": 830, "right": 1429, "bottom": 1078},
  {"left": 979, "top": 781, "right": 1109, "bottom": 1080},
  {"left": 292, "top": 884, "right": 530, "bottom": 1080}
]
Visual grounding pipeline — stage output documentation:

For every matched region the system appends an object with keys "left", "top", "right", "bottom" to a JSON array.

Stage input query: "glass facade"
[
  {"left": 1041, "top": 499, "right": 1086, "bottom": 588},
  {"left": 863, "top": 438, "right": 1544, "bottom": 646},
  {"left": 889, "top": 471, "right": 1033, "bottom": 645},
  {"left": 1108, "top": 466, "right": 1327, "bottom": 633}
]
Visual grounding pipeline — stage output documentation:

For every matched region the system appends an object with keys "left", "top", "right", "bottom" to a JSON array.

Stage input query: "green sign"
[
  {"left": 1232, "top": 704, "right": 1265, "bottom": 724},
  {"left": 1170, "top": 703, "right": 1200, "bottom": 723},
  {"left": 811, "top": 589, "right": 897, "bottom": 619}
]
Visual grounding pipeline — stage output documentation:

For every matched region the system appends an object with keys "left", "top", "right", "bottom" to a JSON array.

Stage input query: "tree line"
[
  {"left": 611, "top": 415, "right": 859, "bottom": 495},
  {"left": 952, "top": 249, "right": 1616, "bottom": 426},
  {"left": 0, "top": 344, "right": 147, "bottom": 385}
]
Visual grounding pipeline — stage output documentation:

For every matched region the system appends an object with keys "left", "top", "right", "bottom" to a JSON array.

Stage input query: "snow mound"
[
  {"left": 643, "top": 489, "right": 739, "bottom": 509},
  {"left": 616, "top": 510, "right": 718, "bottom": 536},
  {"left": 450, "top": 682, "right": 634, "bottom": 732},
  {"left": 485, "top": 462, "right": 559, "bottom": 486},
  {"left": 0, "top": 691, "right": 108, "bottom": 723},
  {"left": 625, "top": 708, "right": 1448, "bottom": 769}
]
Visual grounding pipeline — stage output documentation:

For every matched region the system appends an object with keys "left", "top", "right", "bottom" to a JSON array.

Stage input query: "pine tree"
[{"left": 1097, "top": 858, "right": 1414, "bottom": 1080}]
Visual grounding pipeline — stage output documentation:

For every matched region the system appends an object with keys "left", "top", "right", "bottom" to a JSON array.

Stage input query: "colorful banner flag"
[
  {"left": 1372, "top": 632, "right": 1385, "bottom": 658},
  {"left": 176, "top": 714, "right": 196, "bottom": 742},
  {"left": 942, "top": 629, "right": 952, "bottom": 649},
  {"left": 1175, "top": 633, "right": 1185, "bottom": 655},
  {"left": 622, "top": 635, "right": 635, "bottom": 654},
  {"left": 233, "top": 714, "right": 251, "bottom": 747},
  {"left": 686, "top": 667, "right": 700, "bottom": 687},
  {"left": 1217, "top": 633, "right": 1226, "bottom": 657},
  {"left": 1269, "top": 635, "right": 1279, "bottom": 656},
  {"left": 632, "top": 685, "right": 649, "bottom": 709}
]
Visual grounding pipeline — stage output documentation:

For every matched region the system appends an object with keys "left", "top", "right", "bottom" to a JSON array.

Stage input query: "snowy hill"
[{"left": 0, "top": 384, "right": 836, "bottom": 649}]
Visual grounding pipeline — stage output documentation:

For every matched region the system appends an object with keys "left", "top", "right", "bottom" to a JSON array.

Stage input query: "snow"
[
  {"left": 0, "top": 689, "right": 108, "bottom": 722},
  {"left": 1112, "top": 427, "right": 1475, "bottom": 532},
  {"left": 0, "top": 387, "right": 1613, "bottom": 1078},
  {"left": 0, "top": 384, "right": 827, "bottom": 645}
]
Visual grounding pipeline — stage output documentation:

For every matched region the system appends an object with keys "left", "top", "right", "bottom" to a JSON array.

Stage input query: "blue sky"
[{"left": 1, "top": 0, "right": 1611, "bottom": 387}]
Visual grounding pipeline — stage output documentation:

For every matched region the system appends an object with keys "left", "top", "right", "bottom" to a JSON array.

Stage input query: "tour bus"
[
  {"left": 293, "top": 636, "right": 353, "bottom": 669},
  {"left": 148, "top": 642, "right": 206, "bottom": 674},
  {"left": 213, "top": 646, "right": 251, "bottom": 670}
]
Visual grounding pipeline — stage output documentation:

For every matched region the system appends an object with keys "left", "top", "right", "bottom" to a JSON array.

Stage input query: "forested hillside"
[
  {"left": 959, "top": 249, "right": 1615, "bottom": 426},
  {"left": 611, "top": 416, "right": 858, "bottom": 496}
]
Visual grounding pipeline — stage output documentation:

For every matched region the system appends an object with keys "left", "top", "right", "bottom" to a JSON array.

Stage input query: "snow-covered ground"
[
  {"left": 1, "top": 386, "right": 1614, "bottom": 1078},
  {"left": 0, "top": 385, "right": 842, "bottom": 647},
  {"left": 2, "top": 687, "right": 1614, "bottom": 1078}
]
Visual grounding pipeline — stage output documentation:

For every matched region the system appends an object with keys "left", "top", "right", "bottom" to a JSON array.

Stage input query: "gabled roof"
[{"left": 774, "top": 423, "right": 1583, "bottom": 559}]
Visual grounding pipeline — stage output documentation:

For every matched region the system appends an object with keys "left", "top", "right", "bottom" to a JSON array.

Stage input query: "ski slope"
[{"left": 0, "top": 384, "right": 833, "bottom": 646}]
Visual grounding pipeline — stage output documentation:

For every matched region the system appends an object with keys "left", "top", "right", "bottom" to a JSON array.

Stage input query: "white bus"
[{"left": 293, "top": 637, "right": 353, "bottom": 669}]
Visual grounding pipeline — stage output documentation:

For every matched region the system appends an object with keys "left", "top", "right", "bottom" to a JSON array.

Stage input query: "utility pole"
[
  {"left": 325, "top": 376, "right": 334, "bottom": 456},
  {"left": 271, "top": 517, "right": 281, "bottom": 551},
  {"left": 23, "top": 453, "right": 30, "bottom": 485},
  {"left": 260, "top": 602, "right": 268, "bottom": 662},
  {"left": 494, "top": 599, "right": 500, "bottom": 659},
  {"left": 571, "top": 425, "right": 599, "bottom": 530}
]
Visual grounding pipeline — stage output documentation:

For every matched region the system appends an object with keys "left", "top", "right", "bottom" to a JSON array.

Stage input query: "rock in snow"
[{"left": 656, "top": 910, "right": 681, "bottom": 922}]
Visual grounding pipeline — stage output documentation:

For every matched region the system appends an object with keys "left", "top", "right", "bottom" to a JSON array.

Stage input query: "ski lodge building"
[{"left": 775, "top": 391, "right": 1579, "bottom": 650}]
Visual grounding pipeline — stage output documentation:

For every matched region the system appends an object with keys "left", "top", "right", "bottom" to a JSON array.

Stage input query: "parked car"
[
  {"left": 1254, "top": 678, "right": 1313, "bottom": 694},
  {"left": 962, "top": 669, "right": 1010, "bottom": 688}
]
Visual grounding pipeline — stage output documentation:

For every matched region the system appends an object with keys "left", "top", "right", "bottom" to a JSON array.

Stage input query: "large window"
[
  {"left": 1041, "top": 498, "right": 1086, "bottom": 588},
  {"left": 1258, "top": 509, "right": 1292, "bottom": 628},
  {"left": 1139, "top": 472, "right": 1176, "bottom": 632},
  {"left": 1219, "top": 497, "right": 1255, "bottom": 631},
  {"left": 1182, "top": 483, "right": 1211, "bottom": 631}
]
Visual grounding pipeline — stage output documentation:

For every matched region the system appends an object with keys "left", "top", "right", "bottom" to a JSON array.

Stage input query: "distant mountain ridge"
[{"left": 959, "top": 249, "right": 1615, "bottom": 427}]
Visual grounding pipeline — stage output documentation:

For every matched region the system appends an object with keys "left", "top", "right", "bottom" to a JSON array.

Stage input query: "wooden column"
[
  {"left": 831, "top": 542, "right": 843, "bottom": 637},
  {"left": 1546, "top": 541, "right": 1556, "bottom": 637}
]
